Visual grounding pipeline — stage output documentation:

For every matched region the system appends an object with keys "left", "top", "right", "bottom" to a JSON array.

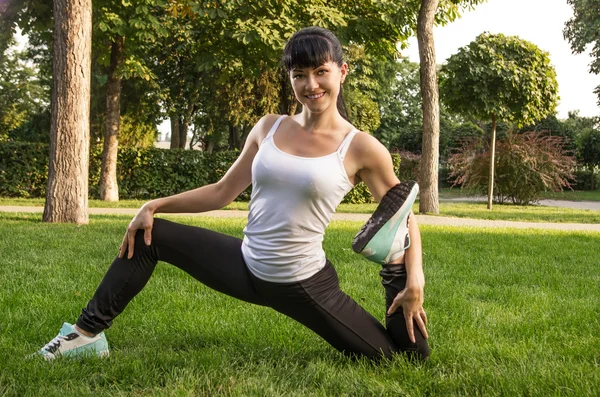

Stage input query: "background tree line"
[{"left": 0, "top": 0, "right": 598, "bottom": 215}]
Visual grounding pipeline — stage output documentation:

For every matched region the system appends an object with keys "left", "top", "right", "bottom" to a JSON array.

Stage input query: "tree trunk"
[
  {"left": 181, "top": 102, "right": 194, "bottom": 149},
  {"left": 228, "top": 124, "right": 244, "bottom": 150},
  {"left": 591, "top": 168, "right": 595, "bottom": 191},
  {"left": 487, "top": 114, "right": 497, "bottom": 210},
  {"left": 179, "top": 116, "right": 187, "bottom": 149},
  {"left": 43, "top": 0, "right": 92, "bottom": 224},
  {"left": 417, "top": 0, "right": 440, "bottom": 214},
  {"left": 100, "top": 36, "right": 124, "bottom": 202},
  {"left": 170, "top": 115, "right": 180, "bottom": 149},
  {"left": 206, "top": 141, "right": 214, "bottom": 154}
]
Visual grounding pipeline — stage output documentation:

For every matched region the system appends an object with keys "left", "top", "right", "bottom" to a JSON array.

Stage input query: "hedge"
[{"left": 0, "top": 142, "right": 401, "bottom": 204}]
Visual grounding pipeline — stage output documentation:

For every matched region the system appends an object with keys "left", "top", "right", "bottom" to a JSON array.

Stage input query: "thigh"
[
  {"left": 252, "top": 261, "right": 397, "bottom": 359},
  {"left": 151, "top": 218, "right": 264, "bottom": 305}
]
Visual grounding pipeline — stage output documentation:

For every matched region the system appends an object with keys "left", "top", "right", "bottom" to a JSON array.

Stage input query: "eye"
[
  {"left": 317, "top": 69, "right": 327, "bottom": 75},
  {"left": 292, "top": 74, "right": 304, "bottom": 80}
]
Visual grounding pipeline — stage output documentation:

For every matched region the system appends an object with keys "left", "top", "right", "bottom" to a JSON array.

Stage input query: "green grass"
[
  {"left": 1, "top": 197, "right": 600, "bottom": 224},
  {"left": 439, "top": 187, "right": 600, "bottom": 202},
  {"left": 1, "top": 213, "right": 598, "bottom": 396}
]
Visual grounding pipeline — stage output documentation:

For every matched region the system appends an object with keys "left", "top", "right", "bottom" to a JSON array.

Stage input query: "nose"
[{"left": 305, "top": 74, "right": 318, "bottom": 92}]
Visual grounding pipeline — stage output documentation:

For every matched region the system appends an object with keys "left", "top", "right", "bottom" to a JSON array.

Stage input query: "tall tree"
[
  {"left": 43, "top": 0, "right": 92, "bottom": 224},
  {"left": 564, "top": 0, "right": 600, "bottom": 106},
  {"left": 95, "top": 0, "right": 166, "bottom": 201},
  {"left": 439, "top": 33, "right": 559, "bottom": 209},
  {"left": 416, "top": 0, "right": 440, "bottom": 214},
  {"left": 415, "top": 0, "right": 487, "bottom": 214}
]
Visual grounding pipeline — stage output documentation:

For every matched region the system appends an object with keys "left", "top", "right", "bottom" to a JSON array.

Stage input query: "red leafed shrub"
[{"left": 449, "top": 131, "right": 576, "bottom": 205}]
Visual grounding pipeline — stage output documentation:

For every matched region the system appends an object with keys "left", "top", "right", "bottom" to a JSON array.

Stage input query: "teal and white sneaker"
[
  {"left": 33, "top": 322, "right": 109, "bottom": 360},
  {"left": 352, "top": 181, "right": 419, "bottom": 265}
]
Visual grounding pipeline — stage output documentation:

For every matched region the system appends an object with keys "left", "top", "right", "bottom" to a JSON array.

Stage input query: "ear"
[{"left": 340, "top": 62, "right": 349, "bottom": 83}]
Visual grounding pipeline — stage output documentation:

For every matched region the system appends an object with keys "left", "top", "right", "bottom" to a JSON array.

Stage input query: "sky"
[
  {"left": 403, "top": 0, "right": 600, "bottom": 119},
  {"left": 14, "top": 0, "right": 599, "bottom": 136}
]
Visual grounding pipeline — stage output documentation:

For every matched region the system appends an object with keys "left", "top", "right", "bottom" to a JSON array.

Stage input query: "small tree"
[
  {"left": 449, "top": 132, "right": 576, "bottom": 205},
  {"left": 578, "top": 127, "right": 600, "bottom": 190},
  {"left": 439, "top": 32, "right": 559, "bottom": 209}
]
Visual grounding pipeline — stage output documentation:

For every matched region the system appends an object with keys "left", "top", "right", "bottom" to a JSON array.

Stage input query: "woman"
[{"left": 35, "top": 26, "right": 429, "bottom": 361}]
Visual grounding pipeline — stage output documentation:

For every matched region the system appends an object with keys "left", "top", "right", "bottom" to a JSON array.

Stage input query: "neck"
[{"left": 298, "top": 107, "right": 346, "bottom": 133}]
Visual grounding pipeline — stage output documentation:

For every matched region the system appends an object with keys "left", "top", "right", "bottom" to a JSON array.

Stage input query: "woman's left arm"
[{"left": 351, "top": 133, "right": 428, "bottom": 343}]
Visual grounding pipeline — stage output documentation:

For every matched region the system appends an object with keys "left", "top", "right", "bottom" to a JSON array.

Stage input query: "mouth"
[{"left": 305, "top": 92, "right": 325, "bottom": 100}]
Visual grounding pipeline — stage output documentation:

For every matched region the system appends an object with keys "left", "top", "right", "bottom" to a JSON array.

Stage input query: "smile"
[{"left": 306, "top": 93, "right": 325, "bottom": 99}]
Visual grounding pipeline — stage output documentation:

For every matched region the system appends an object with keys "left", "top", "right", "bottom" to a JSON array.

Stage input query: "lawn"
[
  {"left": 1, "top": 197, "right": 600, "bottom": 224},
  {"left": 0, "top": 213, "right": 598, "bottom": 396},
  {"left": 439, "top": 187, "right": 600, "bottom": 202}
]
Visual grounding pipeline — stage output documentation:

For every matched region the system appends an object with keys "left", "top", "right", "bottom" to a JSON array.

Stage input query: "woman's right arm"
[{"left": 118, "top": 114, "right": 278, "bottom": 259}]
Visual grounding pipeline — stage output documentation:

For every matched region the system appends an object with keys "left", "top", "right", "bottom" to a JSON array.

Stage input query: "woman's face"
[{"left": 290, "top": 61, "right": 348, "bottom": 115}]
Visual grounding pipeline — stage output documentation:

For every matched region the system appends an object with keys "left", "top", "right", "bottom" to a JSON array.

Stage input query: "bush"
[
  {"left": 0, "top": 142, "right": 49, "bottom": 198},
  {"left": 571, "top": 167, "right": 600, "bottom": 191},
  {"left": 0, "top": 143, "right": 401, "bottom": 204},
  {"left": 448, "top": 132, "right": 576, "bottom": 205},
  {"left": 395, "top": 150, "right": 453, "bottom": 189}
]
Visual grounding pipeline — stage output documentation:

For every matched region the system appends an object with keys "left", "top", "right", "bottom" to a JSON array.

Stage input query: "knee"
[
  {"left": 408, "top": 342, "right": 430, "bottom": 361},
  {"left": 127, "top": 228, "right": 156, "bottom": 260}
]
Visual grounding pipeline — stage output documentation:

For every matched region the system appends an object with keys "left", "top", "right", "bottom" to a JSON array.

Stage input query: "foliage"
[
  {"left": 0, "top": 142, "right": 48, "bottom": 197},
  {"left": 0, "top": 47, "right": 47, "bottom": 140},
  {"left": 344, "top": 89, "right": 380, "bottom": 133},
  {"left": 439, "top": 32, "right": 559, "bottom": 126},
  {"left": 448, "top": 132, "right": 576, "bottom": 205},
  {"left": 0, "top": 143, "right": 399, "bottom": 203},
  {"left": 577, "top": 126, "right": 600, "bottom": 169},
  {"left": 564, "top": 0, "right": 600, "bottom": 105},
  {"left": 118, "top": 115, "right": 158, "bottom": 148}
]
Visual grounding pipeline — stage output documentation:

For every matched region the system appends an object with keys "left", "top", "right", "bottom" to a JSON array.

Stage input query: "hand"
[
  {"left": 387, "top": 286, "right": 428, "bottom": 343},
  {"left": 118, "top": 204, "right": 155, "bottom": 259}
]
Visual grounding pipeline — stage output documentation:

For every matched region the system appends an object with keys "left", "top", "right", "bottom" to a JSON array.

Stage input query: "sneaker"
[
  {"left": 352, "top": 181, "right": 418, "bottom": 265},
  {"left": 32, "top": 322, "right": 109, "bottom": 360}
]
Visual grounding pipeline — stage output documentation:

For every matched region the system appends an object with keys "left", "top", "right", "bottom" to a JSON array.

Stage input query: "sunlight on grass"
[
  {"left": 0, "top": 213, "right": 598, "bottom": 395},
  {"left": 1, "top": 196, "right": 599, "bottom": 224}
]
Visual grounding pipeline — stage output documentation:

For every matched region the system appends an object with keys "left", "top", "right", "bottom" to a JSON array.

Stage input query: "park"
[{"left": 1, "top": 0, "right": 599, "bottom": 396}]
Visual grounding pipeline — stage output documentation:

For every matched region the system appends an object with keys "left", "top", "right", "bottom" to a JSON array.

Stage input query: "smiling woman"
[{"left": 33, "top": 26, "right": 429, "bottom": 362}]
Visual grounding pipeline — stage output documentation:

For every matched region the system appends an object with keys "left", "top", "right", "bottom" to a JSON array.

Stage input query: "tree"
[
  {"left": 439, "top": 32, "right": 559, "bottom": 209},
  {"left": 0, "top": 46, "right": 46, "bottom": 140},
  {"left": 564, "top": 0, "right": 600, "bottom": 106},
  {"left": 43, "top": 0, "right": 92, "bottom": 224},
  {"left": 414, "top": 0, "right": 487, "bottom": 214},
  {"left": 578, "top": 125, "right": 600, "bottom": 190},
  {"left": 416, "top": 0, "right": 441, "bottom": 214},
  {"left": 95, "top": 0, "right": 167, "bottom": 201}
]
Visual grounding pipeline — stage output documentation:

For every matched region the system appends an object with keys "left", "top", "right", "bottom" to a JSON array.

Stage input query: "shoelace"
[{"left": 42, "top": 334, "right": 64, "bottom": 352}]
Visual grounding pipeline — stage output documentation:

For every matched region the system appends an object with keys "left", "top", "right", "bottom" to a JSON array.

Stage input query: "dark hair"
[{"left": 281, "top": 27, "right": 350, "bottom": 121}]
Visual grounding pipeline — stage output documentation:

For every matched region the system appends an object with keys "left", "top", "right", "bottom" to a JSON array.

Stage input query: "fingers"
[
  {"left": 127, "top": 228, "right": 136, "bottom": 259},
  {"left": 387, "top": 291, "right": 404, "bottom": 315},
  {"left": 144, "top": 227, "right": 152, "bottom": 246},
  {"left": 404, "top": 312, "right": 415, "bottom": 343},
  {"left": 118, "top": 234, "right": 127, "bottom": 258},
  {"left": 415, "top": 312, "right": 429, "bottom": 340}
]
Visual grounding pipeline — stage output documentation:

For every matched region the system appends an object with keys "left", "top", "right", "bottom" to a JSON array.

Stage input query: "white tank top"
[{"left": 241, "top": 115, "right": 358, "bottom": 282}]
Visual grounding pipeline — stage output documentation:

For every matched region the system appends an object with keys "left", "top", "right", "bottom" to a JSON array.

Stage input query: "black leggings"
[{"left": 77, "top": 218, "right": 429, "bottom": 360}]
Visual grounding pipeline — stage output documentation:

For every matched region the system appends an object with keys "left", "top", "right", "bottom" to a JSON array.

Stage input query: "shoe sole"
[{"left": 352, "top": 181, "right": 418, "bottom": 253}]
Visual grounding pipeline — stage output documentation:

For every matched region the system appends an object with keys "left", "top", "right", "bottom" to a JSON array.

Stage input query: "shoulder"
[
  {"left": 247, "top": 114, "right": 285, "bottom": 145},
  {"left": 349, "top": 131, "right": 392, "bottom": 167}
]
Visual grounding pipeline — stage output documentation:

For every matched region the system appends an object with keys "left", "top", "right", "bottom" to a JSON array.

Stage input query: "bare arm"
[
  {"left": 146, "top": 116, "right": 277, "bottom": 214},
  {"left": 351, "top": 133, "right": 428, "bottom": 342},
  {"left": 119, "top": 114, "right": 279, "bottom": 259}
]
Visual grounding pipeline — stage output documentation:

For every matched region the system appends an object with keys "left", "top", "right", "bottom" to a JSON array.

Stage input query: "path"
[
  {"left": 2, "top": 206, "right": 599, "bottom": 232},
  {"left": 442, "top": 197, "right": 600, "bottom": 211}
]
